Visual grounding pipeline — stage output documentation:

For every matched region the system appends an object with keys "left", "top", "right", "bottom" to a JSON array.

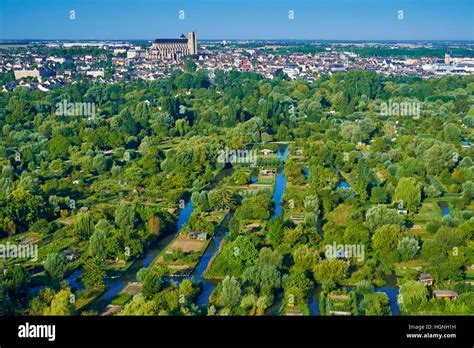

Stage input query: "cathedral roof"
[{"left": 153, "top": 38, "right": 188, "bottom": 44}]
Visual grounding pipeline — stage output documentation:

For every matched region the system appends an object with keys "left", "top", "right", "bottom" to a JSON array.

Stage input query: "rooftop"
[{"left": 154, "top": 38, "right": 188, "bottom": 44}]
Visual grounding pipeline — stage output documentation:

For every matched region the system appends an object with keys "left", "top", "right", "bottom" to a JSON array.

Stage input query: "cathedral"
[{"left": 147, "top": 32, "right": 197, "bottom": 61}]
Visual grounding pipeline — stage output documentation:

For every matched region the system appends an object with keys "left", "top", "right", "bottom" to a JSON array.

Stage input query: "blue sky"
[{"left": 1, "top": 0, "right": 473, "bottom": 40}]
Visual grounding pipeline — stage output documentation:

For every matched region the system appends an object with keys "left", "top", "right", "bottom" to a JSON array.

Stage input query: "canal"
[
  {"left": 265, "top": 144, "right": 289, "bottom": 315},
  {"left": 271, "top": 144, "right": 289, "bottom": 220}
]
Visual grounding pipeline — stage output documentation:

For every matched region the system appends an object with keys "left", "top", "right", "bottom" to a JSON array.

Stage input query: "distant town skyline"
[{"left": 1, "top": 0, "right": 473, "bottom": 41}]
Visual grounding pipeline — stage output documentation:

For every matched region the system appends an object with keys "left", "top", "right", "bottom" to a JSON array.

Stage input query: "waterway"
[
  {"left": 83, "top": 169, "right": 237, "bottom": 310},
  {"left": 265, "top": 145, "right": 289, "bottom": 315},
  {"left": 178, "top": 212, "right": 233, "bottom": 307},
  {"left": 438, "top": 202, "right": 450, "bottom": 217},
  {"left": 190, "top": 144, "right": 289, "bottom": 309},
  {"left": 336, "top": 179, "right": 351, "bottom": 189},
  {"left": 65, "top": 147, "right": 293, "bottom": 313},
  {"left": 96, "top": 201, "right": 195, "bottom": 306},
  {"left": 271, "top": 145, "right": 289, "bottom": 220}
]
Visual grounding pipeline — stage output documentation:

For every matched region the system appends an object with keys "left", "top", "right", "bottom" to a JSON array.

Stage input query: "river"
[
  {"left": 169, "top": 212, "right": 233, "bottom": 307},
  {"left": 271, "top": 145, "right": 289, "bottom": 220},
  {"left": 189, "top": 144, "right": 289, "bottom": 310},
  {"left": 68, "top": 146, "right": 293, "bottom": 313},
  {"left": 80, "top": 168, "right": 237, "bottom": 310},
  {"left": 265, "top": 144, "right": 288, "bottom": 315},
  {"left": 93, "top": 201, "right": 195, "bottom": 307}
]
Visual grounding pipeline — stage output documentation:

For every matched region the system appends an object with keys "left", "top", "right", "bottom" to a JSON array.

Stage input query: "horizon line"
[{"left": 1, "top": 38, "right": 474, "bottom": 43}]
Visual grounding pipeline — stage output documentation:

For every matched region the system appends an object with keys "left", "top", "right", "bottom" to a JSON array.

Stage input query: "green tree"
[
  {"left": 394, "top": 177, "right": 421, "bottom": 212},
  {"left": 74, "top": 212, "right": 94, "bottom": 240},
  {"left": 242, "top": 265, "right": 281, "bottom": 295},
  {"left": 115, "top": 201, "right": 137, "bottom": 231},
  {"left": 44, "top": 253, "right": 66, "bottom": 283},
  {"left": 454, "top": 94, "right": 470, "bottom": 113},
  {"left": 292, "top": 245, "right": 320, "bottom": 271},
  {"left": 191, "top": 191, "right": 209, "bottom": 212},
  {"left": 184, "top": 60, "right": 197, "bottom": 73},
  {"left": 365, "top": 205, "right": 404, "bottom": 231},
  {"left": 119, "top": 295, "right": 156, "bottom": 316},
  {"left": 282, "top": 269, "right": 313, "bottom": 307},
  {"left": 48, "top": 135, "right": 70, "bottom": 159},
  {"left": 397, "top": 236, "right": 420, "bottom": 261},
  {"left": 462, "top": 181, "right": 474, "bottom": 202},
  {"left": 142, "top": 270, "right": 164, "bottom": 299},
  {"left": 443, "top": 123, "right": 461, "bottom": 142},
  {"left": 89, "top": 219, "right": 113, "bottom": 259},
  {"left": 267, "top": 215, "right": 285, "bottom": 246},
  {"left": 361, "top": 292, "right": 391, "bottom": 316},
  {"left": 372, "top": 225, "right": 403, "bottom": 264},
  {"left": 313, "top": 258, "right": 348, "bottom": 285},
  {"left": 356, "top": 280, "right": 374, "bottom": 295},
  {"left": 179, "top": 279, "right": 197, "bottom": 305},
  {"left": 44, "top": 289, "right": 76, "bottom": 316},
  {"left": 423, "top": 142, "right": 457, "bottom": 175},
  {"left": 208, "top": 184, "right": 237, "bottom": 210},
  {"left": 399, "top": 280, "right": 428, "bottom": 313},
  {"left": 82, "top": 257, "right": 106, "bottom": 291},
  {"left": 219, "top": 276, "right": 242, "bottom": 311}
]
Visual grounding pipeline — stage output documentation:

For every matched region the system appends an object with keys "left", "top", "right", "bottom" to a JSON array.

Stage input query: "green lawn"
[{"left": 413, "top": 202, "right": 442, "bottom": 228}]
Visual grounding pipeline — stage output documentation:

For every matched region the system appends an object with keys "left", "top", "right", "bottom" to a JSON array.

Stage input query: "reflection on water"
[
  {"left": 438, "top": 202, "right": 450, "bottom": 217},
  {"left": 336, "top": 180, "right": 351, "bottom": 189},
  {"left": 271, "top": 144, "right": 288, "bottom": 220},
  {"left": 66, "top": 269, "right": 84, "bottom": 291},
  {"left": 309, "top": 287, "right": 322, "bottom": 316},
  {"left": 177, "top": 201, "right": 194, "bottom": 231},
  {"left": 308, "top": 298, "right": 320, "bottom": 315},
  {"left": 375, "top": 287, "right": 399, "bottom": 316},
  {"left": 303, "top": 167, "right": 309, "bottom": 178},
  {"left": 265, "top": 291, "right": 283, "bottom": 316}
]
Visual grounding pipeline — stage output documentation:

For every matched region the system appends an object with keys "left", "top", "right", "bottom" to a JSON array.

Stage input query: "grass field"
[{"left": 413, "top": 202, "right": 442, "bottom": 228}]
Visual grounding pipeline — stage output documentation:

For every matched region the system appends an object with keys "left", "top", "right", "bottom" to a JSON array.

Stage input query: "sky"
[{"left": 0, "top": 0, "right": 473, "bottom": 41}]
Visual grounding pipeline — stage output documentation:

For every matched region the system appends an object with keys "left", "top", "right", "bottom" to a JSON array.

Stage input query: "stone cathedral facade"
[{"left": 147, "top": 32, "right": 197, "bottom": 61}]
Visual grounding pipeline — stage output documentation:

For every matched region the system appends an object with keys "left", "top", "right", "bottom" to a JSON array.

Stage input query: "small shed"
[
  {"left": 101, "top": 305, "right": 122, "bottom": 316},
  {"left": 260, "top": 169, "right": 275, "bottom": 175},
  {"left": 243, "top": 222, "right": 261, "bottom": 232},
  {"left": 197, "top": 232, "right": 208, "bottom": 241},
  {"left": 65, "top": 253, "right": 79, "bottom": 262},
  {"left": 419, "top": 273, "right": 434, "bottom": 286},
  {"left": 328, "top": 294, "right": 350, "bottom": 301},
  {"left": 433, "top": 290, "right": 458, "bottom": 300},
  {"left": 260, "top": 149, "right": 274, "bottom": 156}
]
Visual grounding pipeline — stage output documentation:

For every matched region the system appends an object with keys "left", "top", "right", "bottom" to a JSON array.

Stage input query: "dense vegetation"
[{"left": 0, "top": 66, "right": 472, "bottom": 316}]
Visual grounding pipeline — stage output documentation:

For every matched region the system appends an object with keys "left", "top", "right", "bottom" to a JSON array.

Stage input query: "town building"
[
  {"left": 127, "top": 48, "right": 146, "bottom": 59},
  {"left": 147, "top": 32, "right": 197, "bottom": 61},
  {"left": 14, "top": 67, "right": 52, "bottom": 81}
]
